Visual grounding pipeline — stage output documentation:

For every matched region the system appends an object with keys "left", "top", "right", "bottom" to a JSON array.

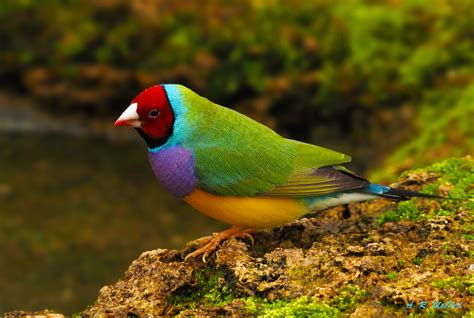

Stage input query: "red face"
[{"left": 115, "top": 85, "right": 175, "bottom": 140}]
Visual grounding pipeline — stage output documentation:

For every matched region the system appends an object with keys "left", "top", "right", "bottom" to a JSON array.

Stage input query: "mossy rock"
[
  {"left": 74, "top": 157, "right": 474, "bottom": 317},
  {"left": 7, "top": 157, "right": 472, "bottom": 317}
]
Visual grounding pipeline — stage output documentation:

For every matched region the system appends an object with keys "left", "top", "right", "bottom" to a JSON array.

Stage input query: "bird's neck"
[{"left": 135, "top": 127, "right": 173, "bottom": 150}]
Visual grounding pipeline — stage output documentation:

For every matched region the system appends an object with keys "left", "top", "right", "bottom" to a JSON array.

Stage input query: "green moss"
[
  {"left": 387, "top": 272, "right": 398, "bottom": 280},
  {"left": 172, "top": 276, "right": 350, "bottom": 316},
  {"left": 377, "top": 210, "right": 400, "bottom": 225},
  {"left": 378, "top": 199, "right": 424, "bottom": 225},
  {"left": 412, "top": 257, "right": 423, "bottom": 266},
  {"left": 468, "top": 250, "right": 474, "bottom": 260},
  {"left": 243, "top": 296, "right": 342, "bottom": 317},
  {"left": 463, "top": 234, "right": 474, "bottom": 241},
  {"left": 172, "top": 280, "right": 365, "bottom": 315},
  {"left": 431, "top": 275, "right": 473, "bottom": 294},
  {"left": 468, "top": 276, "right": 474, "bottom": 296},
  {"left": 377, "top": 157, "right": 474, "bottom": 225},
  {"left": 423, "top": 157, "right": 474, "bottom": 196},
  {"left": 441, "top": 242, "right": 450, "bottom": 259},
  {"left": 170, "top": 266, "right": 237, "bottom": 310},
  {"left": 328, "top": 284, "right": 368, "bottom": 312}
]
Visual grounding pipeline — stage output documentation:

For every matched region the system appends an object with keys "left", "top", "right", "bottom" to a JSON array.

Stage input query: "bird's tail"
[{"left": 366, "top": 183, "right": 441, "bottom": 201}]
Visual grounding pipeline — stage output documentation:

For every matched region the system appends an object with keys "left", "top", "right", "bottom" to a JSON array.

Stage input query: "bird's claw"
[
  {"left": 184, "top": 236, "right": 222, "bottom": 263},
  {"left": 235, "top": 232, "right": 255, "bottom": 246},
  {"left": 184, "top": 227, "right": 255, "bottom": 262}
]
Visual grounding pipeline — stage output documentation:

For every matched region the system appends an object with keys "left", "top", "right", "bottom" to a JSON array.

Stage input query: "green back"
[{"left": 173, "top": 85, "right": 351, "bottom": 197}]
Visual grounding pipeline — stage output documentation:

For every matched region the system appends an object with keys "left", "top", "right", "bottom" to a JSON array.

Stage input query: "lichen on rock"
[{"left": 79, "top": 157, "right": 473, "bottom": 317}]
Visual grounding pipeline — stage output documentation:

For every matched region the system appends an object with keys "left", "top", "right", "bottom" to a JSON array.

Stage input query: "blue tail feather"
[
  {"left": 366, "top": 183, "right": 440, "bottom": 201},
  {"left": 367, "top": 183, "right": 390, "bottom": 195}
]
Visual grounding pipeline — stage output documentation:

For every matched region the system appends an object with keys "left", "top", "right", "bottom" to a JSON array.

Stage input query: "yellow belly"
[{"left": 183, "top": 189, "right": 307, "bottom": 229}]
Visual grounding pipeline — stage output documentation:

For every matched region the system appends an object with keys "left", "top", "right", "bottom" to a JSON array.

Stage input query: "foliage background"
[{"left": 0, "top": 0, "right": 472, "bottom": 313}]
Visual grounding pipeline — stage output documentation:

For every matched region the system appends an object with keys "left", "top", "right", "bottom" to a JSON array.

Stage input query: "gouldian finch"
[{"left": 115, "top": 84, "right": 435, "bottom": 261}]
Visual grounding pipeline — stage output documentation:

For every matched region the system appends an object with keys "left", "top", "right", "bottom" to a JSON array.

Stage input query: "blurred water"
[{"left": 0, "top": 133, "right": 223, "bottom": 313}]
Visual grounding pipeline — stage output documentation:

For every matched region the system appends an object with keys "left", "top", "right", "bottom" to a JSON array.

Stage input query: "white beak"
[{"left": 114, "top": 103, "right": 141, "bottom": 127}]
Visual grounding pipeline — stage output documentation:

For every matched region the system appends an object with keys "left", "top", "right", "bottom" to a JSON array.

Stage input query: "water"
[{"left": 0, "top": 133, "right": 223, "bottom": 314}]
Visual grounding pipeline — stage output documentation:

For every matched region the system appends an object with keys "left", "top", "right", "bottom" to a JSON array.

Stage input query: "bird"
[{"left": 115, "top": 84, "right": 436, "bottom": 262}]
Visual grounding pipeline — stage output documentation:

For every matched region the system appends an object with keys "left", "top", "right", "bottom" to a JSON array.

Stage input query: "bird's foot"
[{"left": 185, "top": 226, "right": 254, "bottom": 262}]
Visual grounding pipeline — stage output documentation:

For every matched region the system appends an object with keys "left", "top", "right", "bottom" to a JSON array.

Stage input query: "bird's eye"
[{"left": 148, "top": 109, "right": 160, "bottom": 118}]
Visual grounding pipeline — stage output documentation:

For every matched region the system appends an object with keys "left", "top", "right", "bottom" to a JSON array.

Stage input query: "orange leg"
[{"left": 185, "top": 226, "right": 255, "bottom": 262}]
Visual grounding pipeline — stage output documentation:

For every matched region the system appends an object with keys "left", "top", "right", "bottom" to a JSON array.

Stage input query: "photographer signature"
[{"left": 406, "top": 300, "right": 462, "bottom": 309}]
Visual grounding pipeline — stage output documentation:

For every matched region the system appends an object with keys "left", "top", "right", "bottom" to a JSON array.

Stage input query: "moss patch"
[
  {"left": 243, "top": 297, "right": 342, "bottom": 317},
  {"left": 328, "top": 284, "right": 368, "bottom": 312},
  {"left": 170, "top": 266, "right": 237, "bottom": 311},
  {"left": 377, "top": 156, "right": 474, "bottom": 225},
  {"left": 431, "top": 275, "right": 473, "bottom": 294},
  {"left": 76, "top": 157, "right": 473, "bottom": 317},
  {"left": 387, "top": 272, "right": 398, "bottom": 280}
]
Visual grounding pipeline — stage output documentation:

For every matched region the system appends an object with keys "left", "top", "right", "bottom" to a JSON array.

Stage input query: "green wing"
[
  {"left": 263, "top": 140, "right": 369, "bottom": 197},
  {"left": 177, "top": 85, "right": 358, "bottom": 197}
]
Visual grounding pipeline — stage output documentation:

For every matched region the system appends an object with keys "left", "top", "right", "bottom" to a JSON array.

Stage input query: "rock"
[
  {"left": 7, "top": 157, "right": 474, "bottom": 317},
  {"left": 4, "top": 311, "right": 64, "bottom": 318},
  {"left": 85, "top": 249, "right": 193, "bottom": 316},
  {"left": 81, "top": 157, "right": 473, "bottom": 316}
]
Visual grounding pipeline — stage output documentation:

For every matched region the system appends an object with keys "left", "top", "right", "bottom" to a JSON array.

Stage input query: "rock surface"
[
  {"left": 81, "top": 157, "right": 473, "bottom": 317},
  {"left": 6, "top": 157, "right": 473, "bottom": 317}
]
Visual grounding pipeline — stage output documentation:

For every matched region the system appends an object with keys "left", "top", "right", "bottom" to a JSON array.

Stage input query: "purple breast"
[{"left": 148, "top": 146, "right": 197, "bottom": 198}]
